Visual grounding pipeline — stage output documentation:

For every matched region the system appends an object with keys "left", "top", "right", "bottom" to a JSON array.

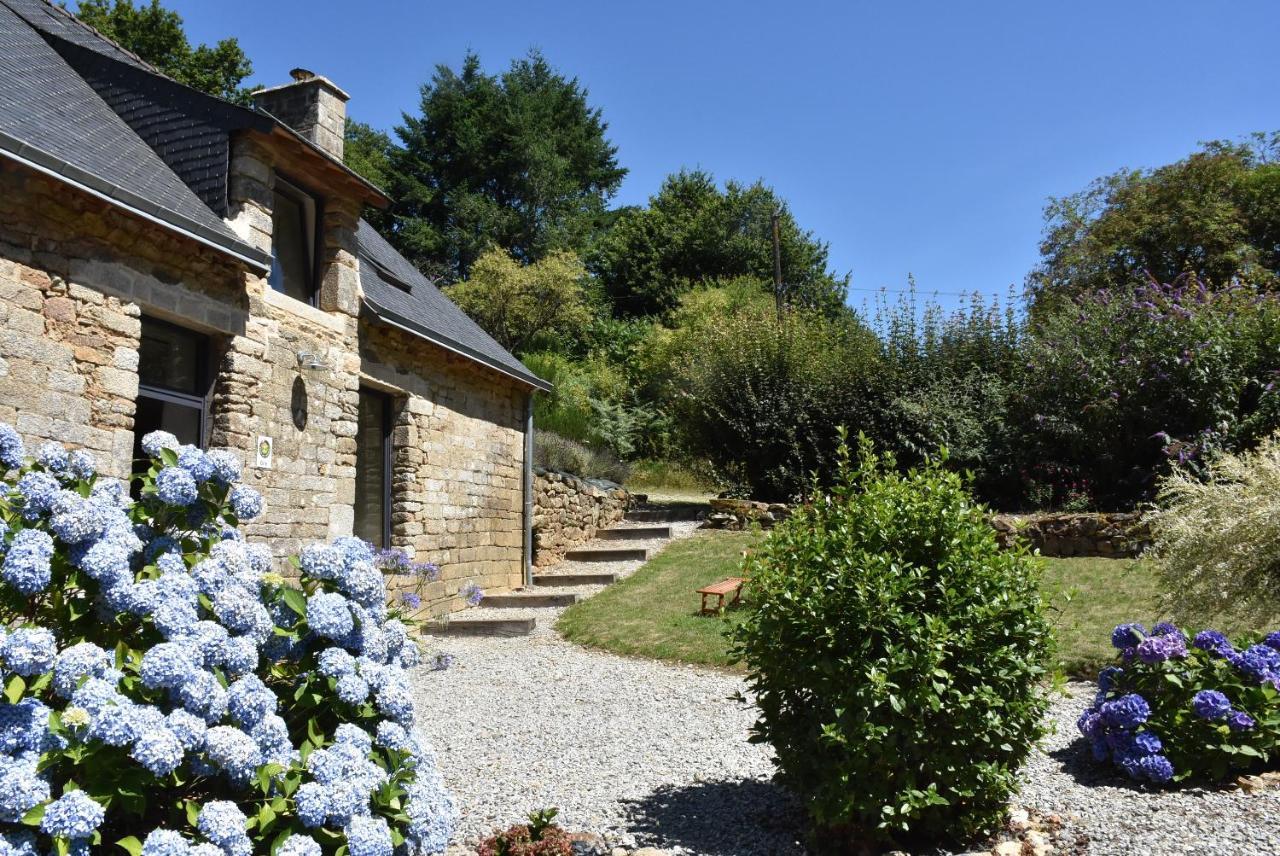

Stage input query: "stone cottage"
[{"left": 0, "top": 0, "right": 549, "bottom": 613}]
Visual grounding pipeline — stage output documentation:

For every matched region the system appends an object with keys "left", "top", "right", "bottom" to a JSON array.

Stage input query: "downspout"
[{"left": 522, "top": 391, "right": 535, "bottom": 587}]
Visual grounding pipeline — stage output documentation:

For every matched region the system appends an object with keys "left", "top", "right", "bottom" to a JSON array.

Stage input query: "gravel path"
[{"left": 410, "top": 523, "right": 1280, "bottom": 855}]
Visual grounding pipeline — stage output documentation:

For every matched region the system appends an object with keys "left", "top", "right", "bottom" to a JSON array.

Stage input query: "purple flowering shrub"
[
  {"left": 1080, "top": 621, "right": 1280, "bottom": 784},
  {"left": 1012, "top": 274, "right": 1280, "bottom": 508},
  {"left": 0, "top": 425, "right": 456, "bottom": 854}
]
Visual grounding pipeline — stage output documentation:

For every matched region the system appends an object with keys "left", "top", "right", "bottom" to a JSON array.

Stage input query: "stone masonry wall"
[
  {"left": 532, "top": 468, "right": 630, "bottom": 566},
  {"left": 215, "top": 135, "right": 363, "bottom": 556},
  {"left": 0, "top": 147, "right": 534, "bottom": 611},
  {"left": 360, "top": 319, "right": 529, "bottom": 614},
  {"left": 0, "top": 163, "right": 247, "bottom": 479},
  {"left": 991, "top": 512, "right": 1150, "bottom": 558}
]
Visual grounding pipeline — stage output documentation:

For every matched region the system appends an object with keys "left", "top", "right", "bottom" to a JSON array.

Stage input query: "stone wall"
[
  {"left": 991, "top": 512, "right": 1150, "bottom": 558},
  {"left": 532, "top": 468, "right": 630, "bottom": 565},
  {"left": 0, "top": 162, "right": 247, "bottom": 480},
  {"left": 0, "top": 150, "right": 533, "bottom": 616},
  {"left": 360, "top": 318, "right": 530, "bottom": 614},
  {"left": 701, "top": 498, "right": 792, "bottom": 531}
]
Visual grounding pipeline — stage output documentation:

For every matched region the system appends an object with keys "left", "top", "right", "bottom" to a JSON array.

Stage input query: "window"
[
  {"left": 354, "top": 388, "right": 392, "bottom": 548},
  {"left": 133, "top": 318, "right": 210, "bottom": 467},
  {"left": 268, "top": 176, "right": 319, "bottom": 304}
]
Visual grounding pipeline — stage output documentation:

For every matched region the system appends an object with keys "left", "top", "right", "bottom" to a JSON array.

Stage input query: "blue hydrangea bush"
[
  {"left": 1079, "top": 621, "right": 1280, "bottom": 784},
  {"left": 0, "top": 424, "right": 456, "bottom": 855}
]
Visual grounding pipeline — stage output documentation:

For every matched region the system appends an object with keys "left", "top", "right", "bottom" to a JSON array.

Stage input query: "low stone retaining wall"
[
  {"left": 701, "top": 498, "right": 1149, "bottom": 559},
  {"left": 990, "top": 512, "right": 1150, "bottom": 558},
  {"left": 701, "top": 498, "right": 792, "bottom": 530},
  {"left": 532, "top": 467, "right": 631, "bottom": 565}
]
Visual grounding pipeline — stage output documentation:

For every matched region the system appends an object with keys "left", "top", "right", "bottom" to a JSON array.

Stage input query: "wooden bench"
[{"left": 697, "top": 577, "right": 748, "bottom": 615}]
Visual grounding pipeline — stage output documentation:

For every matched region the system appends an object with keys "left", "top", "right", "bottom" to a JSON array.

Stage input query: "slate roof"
[
  {"left": 0, "top": 0, "right": 270, "bottom": 270},
  {"left": 357, "top": 220, "right": 551, "bottom": 391}
]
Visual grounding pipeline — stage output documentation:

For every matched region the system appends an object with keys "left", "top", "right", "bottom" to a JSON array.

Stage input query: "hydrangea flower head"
[
  {"left": 307, "top": 592, "right": 354, "bottom": 640},
  {"left": 40, "top": 790, "right": 105, "bottom": 840},
  {"left": 67, "top": 450, "right": 96, "bottom": 480},
  {"left": 2, "top": 626, "right": 56, "bottom": 676},
  {"left": 0, "top": 423, "right": 25, "bottom": 470},
  {"left": 1193, "top": 629, "right": 1234, "bottom": 658},
  {"left": 1231, "top": 644, "right": 1280, "bottom": 685},
  {"left": 229, "top": 485, "right": 263, "bottom": 520},
  {"left": 176, "top": 446, "right": 214, "bottom": 482},
  {"left": 140, "top": 829, "right": 191, "bottom": 856},
  {"left": 1136, "top": 754, "right": 1174, "bottom": 783},
  {"left": 35, "top": 442, "right": 69, "bottom": 473},
  {"left": 1192, "top": 689, "right": 1232, "bottom": 720},
  {"left": 345, "top": 815, "right": 392, "bottom": 856},
  {"left": 156, "top": 467, "right": 198, "bottom": 507},
  {"left": 1136, "top": 631, "right": 1187, "bottom": 664},
  {"left": 1228, "top": 710, "right": 1257, "bottom": 731},
  {"left": 1111, "top": 623, "right": 1146, "bottom": 649},
  {"left": 197, "top": 801, "right": 249, "bottom": 848},
  {"left": 141, "top": 431, "right": 180, "bottom": 458},
  {"left": 1101, "top": 693, "right": 1150, "bottom": 729},
  {"left": 15, "top": 471, "right": 59, "bottom": 517},
  {"left": 2, "top": 529, "right": 54, "bottom": 594},
  {"left": 130, "top": 727, "right": 185, "bottom": 776},
  {"left": 205, "top": 450, "right": 242, "bottom": 484},
  {"left": 276, "top": 835, "right": 321, "bottom": 856}
]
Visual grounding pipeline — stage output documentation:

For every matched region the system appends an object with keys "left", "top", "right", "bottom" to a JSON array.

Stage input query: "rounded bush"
[
  {"left": 1080, "top": 622, "right": 1280, "bottom": 783},
  {"left": 731, "top": 435, "right": 1052, "bottom": 849},
  {"left": 0, "top": 427, "right": 456, "bottom": 853}
]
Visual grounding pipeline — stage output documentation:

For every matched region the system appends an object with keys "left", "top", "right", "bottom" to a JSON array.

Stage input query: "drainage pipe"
[{"left": 522, "top": 391, "right": 535, "bottom": 587}]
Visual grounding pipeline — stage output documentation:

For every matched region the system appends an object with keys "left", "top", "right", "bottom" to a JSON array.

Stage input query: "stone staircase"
[{"left": 426, "top": 504, "right": 703, "bottom": 637}]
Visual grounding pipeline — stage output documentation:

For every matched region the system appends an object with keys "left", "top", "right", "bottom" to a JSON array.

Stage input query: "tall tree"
[
  {"left": 590, "top": 170, "right": 849, "bottom": 318},
  {"left": 445, "top": 248, "right": 594, "bottom": 355},
  {"left": 388, "top": 51, "right": 627, "bottom": 282},
  {"left": 1029, "top": 133, "right": 1280, "bottom": 307},
  {"left": 344, "top": 118, "right": 397, "bottom": 232},
  {"left": 74, "top": 0, "right": 254, "bottom": 102}
]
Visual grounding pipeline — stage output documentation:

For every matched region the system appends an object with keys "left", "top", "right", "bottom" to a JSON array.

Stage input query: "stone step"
[
  {"left": 625, "top": 503, "right": 707, "bottom": 523},
  {"left": 532, "top": 573, "right": 618, "bottom": 587},
  {"left": 563, "top": 547, "right": 647, "bottom": 562},
  {"left": 596, "top": 525, "right": 671, "bottom": 540},
  {"left": 482, "top": 592, "right": 579, "bottom": 608},
  {"left": 425, "top": 617, "right": 536, "bottom": 637}
]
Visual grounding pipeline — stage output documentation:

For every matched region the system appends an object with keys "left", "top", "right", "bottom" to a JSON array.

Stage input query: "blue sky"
[{"left": 168, "top": 0, "right": 1280, "bottom": 309}]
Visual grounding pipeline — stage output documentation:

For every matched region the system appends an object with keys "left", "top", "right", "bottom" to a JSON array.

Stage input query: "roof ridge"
[{"left": 2, "top": 0, "right": 167, "bottom": 78}]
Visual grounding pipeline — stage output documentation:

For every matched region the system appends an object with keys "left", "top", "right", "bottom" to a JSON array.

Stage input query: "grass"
[
  {"left": 556, "top": 529, "right": 758, "bottom": 669},
  {"left": 624, "top": 459, "right": 717, "bottom": 503},
  {"left": 557, "top": 530, "right": 1273, "bottom": 678}
]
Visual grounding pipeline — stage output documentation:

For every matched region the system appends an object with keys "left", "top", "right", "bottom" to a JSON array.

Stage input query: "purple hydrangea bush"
[
  {"left": 0, "top": 426, "right": 456, "bottom": 854},
  {"left": 1079, "top": 621, "right": 1280, "bottom": 784}
]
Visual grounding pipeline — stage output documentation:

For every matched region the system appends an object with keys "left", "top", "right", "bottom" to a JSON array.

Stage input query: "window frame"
[
  {"left": 136, "top": 316, "right": 211, "bottom": 449},
  {"left": 268, "top": 173, "right": 324, "bottom": 307},
  {"left": 354, "top": 387, "right": 394, "bottom": 549}
]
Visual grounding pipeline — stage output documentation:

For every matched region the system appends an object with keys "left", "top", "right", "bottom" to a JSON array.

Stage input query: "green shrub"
[
  {"left": 1078, "top": 622, "right": 1280, "bottom": 784},
  {"left": 668, "top": 306, "right": 884, "bottom": 501},
  {"left": 1151, "top": 431, "right": 1280, "bottom": 623},
  {"left": 476, "top": 808, "right": 571, "bottom": 856},
  {"left": 731, "top": 435, "right": 1052, "bottom": 849},
  {"left": 533, "top": 431, "right": 629, "bottom": 484}
]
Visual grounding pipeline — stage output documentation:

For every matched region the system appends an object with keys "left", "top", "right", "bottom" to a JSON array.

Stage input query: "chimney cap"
[{"left": 254, "top": 69, "right": 350, "bottom": 102}]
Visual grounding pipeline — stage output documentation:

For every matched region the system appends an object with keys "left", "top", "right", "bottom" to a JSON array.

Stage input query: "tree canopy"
[
  {"left": 1030, "top": 133, "right": 1280, "bottom": 307},
  {"left": 589, "top": 170, "right": 849, "bottom": 318},
  {"left": 445, "top": 247, "right": 595, "bottom": 355},
  {"left": 386, "top": 51, "right": 626, "bottom": 282},
  {"left": 74, "top": 0, "right": 254, "bottom": 102}
]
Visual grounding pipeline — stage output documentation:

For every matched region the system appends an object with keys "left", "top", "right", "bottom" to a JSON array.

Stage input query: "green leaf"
[
  {"left": 5, "top": 674, "right": 25, "bottom": 704},
  {"left": 20, "top": 803, "right": 45, "bottom": 826},
  {"left": 282, "top": 587, "right": 307, "bottom": 618},
  {"left": 116, "top": 837, "right": 143, "bottom": 856}
]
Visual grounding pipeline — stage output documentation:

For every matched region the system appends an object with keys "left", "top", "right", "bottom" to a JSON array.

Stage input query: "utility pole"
[{"left": 771, "top": 208, "right": 784, "bottom": 323}]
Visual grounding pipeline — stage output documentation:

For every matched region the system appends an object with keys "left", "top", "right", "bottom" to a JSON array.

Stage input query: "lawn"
[
  {"left": 557, "top": 529, "right": 759, "bottom": 669},
  {"left": 557, "top": 529, "right": 1272, "bottom": 677}
]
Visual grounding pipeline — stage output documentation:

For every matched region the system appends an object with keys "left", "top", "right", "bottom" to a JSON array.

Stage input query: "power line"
[{"left": 846, "top": 285, "right": 1017, "bottom": 298}]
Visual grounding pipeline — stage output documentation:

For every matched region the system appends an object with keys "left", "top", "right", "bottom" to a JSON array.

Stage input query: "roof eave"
[
  {"left": 0, "top": 130, "right": 271, "bottom": 274},
  {"left": 360, "top": 297, "right": 552, "bottom": 393}
]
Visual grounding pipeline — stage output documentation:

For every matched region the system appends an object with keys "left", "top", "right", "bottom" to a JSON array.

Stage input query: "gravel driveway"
[{"left": 409, "top": 524, "right": 1280, "bottom": 855}]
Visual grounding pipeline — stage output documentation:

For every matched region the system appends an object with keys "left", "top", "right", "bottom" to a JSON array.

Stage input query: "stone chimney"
[{"left": 252, "top": 68, "right": 348, "bottom": 160}]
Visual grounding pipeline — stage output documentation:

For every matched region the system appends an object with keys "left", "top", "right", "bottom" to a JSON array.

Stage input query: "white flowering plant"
[{"left": 0, "top": 424, "right": 456, "bottom": 856}]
